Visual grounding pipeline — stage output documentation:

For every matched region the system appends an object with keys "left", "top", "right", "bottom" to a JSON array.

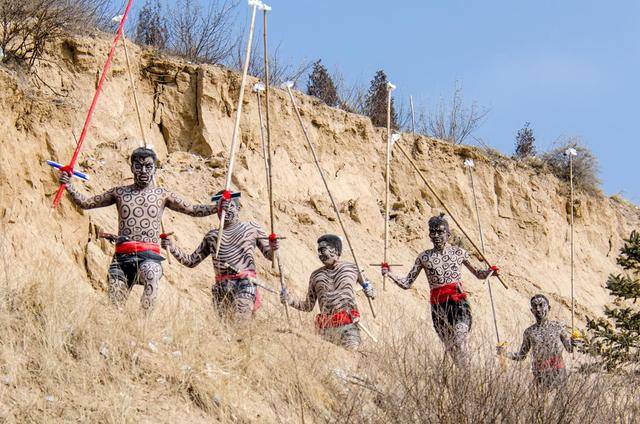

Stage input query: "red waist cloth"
[
  {"left": 536, "top": 356, "right": 565, "bottom": 371},
  {"left": 215, "top": 270, "right": 257, "bottom": 282},
  {"left": 430, "top": 282, "right": 467, "bottom": 304},
  {"left": 115, "top": 241, "right": 160, "bottom": 254},
  {"left": 214, "top": 270, "right": 261, "bottom": 311},
  {"left": 315, "top": 309, "right": 360, "bottom": 329}
]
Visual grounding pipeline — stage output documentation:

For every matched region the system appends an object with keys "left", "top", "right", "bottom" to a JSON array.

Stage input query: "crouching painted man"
[
  {"left": 382, "top": 214, "right": 495, "bottom": 366},
  {"left": 161, "top": 190, "right": 278, "bottom": 323},
  {"left": 280, "top": 234, "right": 375, "bottom": 350},
  {"left": 498, "top": 294, "right": 577, "bottom": 389},
  {"left": 59, "top": 147, "right": 216, "bottom": 312}
]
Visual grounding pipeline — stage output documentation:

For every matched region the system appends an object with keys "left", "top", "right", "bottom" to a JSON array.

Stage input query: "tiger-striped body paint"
[
  {"left": 166, "top": 219, "right": 275, "bottom": 323},
  {"left": 285, "top": 241, "right": 367, "bottom": 350}
]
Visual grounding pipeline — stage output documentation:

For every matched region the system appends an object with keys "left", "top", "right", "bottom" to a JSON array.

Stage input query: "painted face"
[
  {"left": 317, "top": 241, "right": 339, "bottom": 266},
  {"left": 218, "top": 199, "right": 240, "bottom": 224},
  {"left": 131, "top": 156, "right": 156, "bottom": 187},
  {"left": 429, "top": 223, "right": 450, "bottom": 249},
  {"left": 530, "top": 297, "right": 550, "bottom": 321}
]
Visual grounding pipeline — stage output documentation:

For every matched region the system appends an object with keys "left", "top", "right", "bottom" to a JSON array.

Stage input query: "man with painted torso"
[
  {"left": 498, "top": 294, "right": 576, "bottom": 388},
  {"left": 280, "top": 234, "right": 375, "bottom": 350},
  {"left": 59, "top": 147, "right": 216, "bottom": 311},
  {"left": 382, "top": 214, "right": 495, "bottom": 365},
  {"left": 161, "top": 190, "right": 278, "bottom": 323}
]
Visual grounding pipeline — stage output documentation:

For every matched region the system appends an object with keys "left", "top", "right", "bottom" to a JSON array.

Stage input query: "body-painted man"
[
  {"left": 59, "top": 147, "right": 215, "bottom": 311},
  {"left": 498, "top": 294, "right": 577, "bottom": 389},
  {"left": 381, "top": 214, "right": 494, "bottom": 366},
  {"left": 161, "top": 190, "right": 278, "bottom": 323},
  {"left": 280, "top": 234, "right": 375, "bottom": 350}
]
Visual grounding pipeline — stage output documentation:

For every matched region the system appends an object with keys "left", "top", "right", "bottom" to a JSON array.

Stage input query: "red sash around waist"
[
  {"left": 536, "top": 355, "right": 565, "bottom": 371},
  {"left": 430, "top": 282, "right": 467, "bottom": 304},
  {"left": 115, "top": 241, "right": 160, "bottom": 255},
  {"left": 315, "top": 309, "right": 360, "bottom": 329},
  {"left": 215, "top": 270, "right": 257, "bottom": 282}
]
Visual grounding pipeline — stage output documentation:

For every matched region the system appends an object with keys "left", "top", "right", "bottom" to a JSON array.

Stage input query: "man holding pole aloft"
[
  {"left": 162, "top": 190, "right": 278, "bottom": 323},
  {"left": 59, "top": 147, "right": 216, "bottom": 312},
  {"left": 280, "top": 234, "right": 375, "bottom": 350},
  {"left": 382, "top": 214, "right": 497, "bottom": 365}
]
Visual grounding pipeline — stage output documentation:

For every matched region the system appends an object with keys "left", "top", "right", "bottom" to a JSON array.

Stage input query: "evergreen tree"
[
  {"left": 306, "top": 60, "right": 339, "bottom": 107},
  {"left": 582, "top": 231, "right": 640, "bottom": 371},
  {"left": 365, "top": 70, "right": 397, "bottom": 128},
  {"left": 514, "top": 122, "right": 536, "bottom": 158},
  {"left": 135, "top": 0, "right": 169, "bottom": 50}
]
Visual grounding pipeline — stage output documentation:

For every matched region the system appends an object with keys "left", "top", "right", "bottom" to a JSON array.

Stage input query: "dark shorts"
[
  {"left": 108, "top": 251, "right": 164, "bottom": 287},
  {"left": 431, "top": 299, "right": 473, "bottom": 341}
]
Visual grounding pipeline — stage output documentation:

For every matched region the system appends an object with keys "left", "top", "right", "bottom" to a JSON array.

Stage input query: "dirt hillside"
[{"left": 0, "top": 34, "right": 638, "bottom": 422}]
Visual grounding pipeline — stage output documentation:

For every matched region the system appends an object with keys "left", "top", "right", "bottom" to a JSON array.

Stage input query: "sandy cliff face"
[{"left": 0, "top": 35, "right": 638, "bottom": 420}]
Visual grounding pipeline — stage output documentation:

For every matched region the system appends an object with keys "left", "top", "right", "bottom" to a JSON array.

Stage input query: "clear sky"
[{"left": 123, "top": 1, "right": 640, "bottom": 202}]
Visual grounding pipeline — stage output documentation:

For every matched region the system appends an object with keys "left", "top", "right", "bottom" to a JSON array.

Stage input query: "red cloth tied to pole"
[
  {"left": 381, "top": 262, "right": 390, "bottom": 271},
  {"left": 535, "top": 356, "right": 565, "bottom": 371},
  {"left": 315, "top": 309, "right": 360, "bottom": 329},
  {"left": 115, "top": 241, "right": 161, "bottom": 255},
  {"left": 216, "top": 190, "right": 233, "bottom": 216},
  {"left": 430, "top": 282, "right": 467, "bottom": 304}
]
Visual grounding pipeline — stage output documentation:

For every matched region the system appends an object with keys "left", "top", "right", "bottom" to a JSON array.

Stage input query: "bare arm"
[
  {"left": 166, "top": 236, "right": 211, "bottom": 268},
  {"left": 286, "top": 276, "right": 317, "bottom": 312},
  {"left": 508, "top": 330, "right": 531, "bottom": 361},
  {"left": 65, "top": 182, "right": 116, "bottom": 210},
  {"left": 560, "top": 326, "right": 574, "bottom": 353},
  {"left": 463, "top": 259, "right": 493, "bottom": 280},
  {"left": 165, "top": 191, "right": 216, "bottom": 217},
  {"left": 254, "top": 223, "right": 275, "bottom": 261},
  {"left": 386, "top": 255, "right": 423, "bottom": 290}
]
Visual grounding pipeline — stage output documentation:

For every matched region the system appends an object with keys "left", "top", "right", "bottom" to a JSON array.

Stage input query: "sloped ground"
[{"left": 0, "top": 34, "right": 638, "bottom": 422}]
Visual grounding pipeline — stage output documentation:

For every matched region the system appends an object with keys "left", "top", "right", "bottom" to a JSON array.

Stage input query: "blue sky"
[{"left": 122, "top": 1, "right": 640, "bottom": 202}]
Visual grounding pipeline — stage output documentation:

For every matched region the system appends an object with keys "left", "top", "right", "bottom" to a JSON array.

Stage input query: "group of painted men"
[{"left": 59, "top": 146, "right": 578, "bottom": 388}]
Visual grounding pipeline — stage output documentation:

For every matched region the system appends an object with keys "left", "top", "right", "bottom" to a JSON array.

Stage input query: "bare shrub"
[
  {"left": 333, "top": 70, "right": 367, "bottom": 114},
  {"left": 168, "top": 0, "right": 238, "bottom": 64},
  {"left": 426, "top": 82, "right": 489, "bottom": 144},
  {"left": 514, "top": 121, "right": 536, "bottom": 159},
  {"left": 134, "top": 0, "right": 169, "bottom": 50},
  {"left": 330, "top": 327, "right": 640, "bottom": 423},
  {"left": 542, "top": 137, "right": 601, "bottom": 194},
  {"left": 0, "top": 0, "right": 113, "bottom": 68},
  {"left": 232, "top": 39, "right": 311, "bottom": 87}
]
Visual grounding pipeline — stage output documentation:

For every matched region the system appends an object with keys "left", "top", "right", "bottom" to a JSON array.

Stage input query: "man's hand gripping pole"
[
  {"left": 214, "top": 0, "right": 262, "bottom": 258},
  {"left": 49, "top": 0, "right": 134, "bottom": 208}
]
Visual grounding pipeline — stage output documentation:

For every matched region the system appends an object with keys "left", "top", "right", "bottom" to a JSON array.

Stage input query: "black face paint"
[
  {"left": 429, "top": 223, "right": 450, "bottom": 250},
  {"left": 132, "top": 157, "right": 156, "bottom": 187},
  {"left": 318, "top": 241, "right": 339, "bottom": 266},
  {"left": 531, "top": 297, "right": 550, "bottom": 322}
]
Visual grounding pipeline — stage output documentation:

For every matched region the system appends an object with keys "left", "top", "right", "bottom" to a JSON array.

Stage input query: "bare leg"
[
  {"left": 138, "top": 261, "right": 162, "bottom": 313},
  {"left": 108, "top": 262, "right": 131, "bottom": 308}
]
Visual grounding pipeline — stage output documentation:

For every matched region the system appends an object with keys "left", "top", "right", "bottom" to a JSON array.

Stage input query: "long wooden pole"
[
  {"left": 215, "top": 1, "right": 260, "bottom": 258},
  {"left": 383, "top": 84, "right": 394, "bottom": 291},
  {"left": 394, "top": 139, "right": 508, "bottom": 290},
  {"left": 284, "top": 84, "right": 376, "bottom": 318},
  {"left": 466, "top": 161, "right": 500, "bottom": 343},
  {"left": 569, "top": 154, "right": 575, "bottom": 332},
  {"left": 121, "top": 33, "right": 171, "bottom": 264}
]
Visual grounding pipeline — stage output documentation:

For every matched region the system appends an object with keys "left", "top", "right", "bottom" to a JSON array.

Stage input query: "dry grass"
[{"left": 0, "top": 249, "right": 638, "bottom": 422}]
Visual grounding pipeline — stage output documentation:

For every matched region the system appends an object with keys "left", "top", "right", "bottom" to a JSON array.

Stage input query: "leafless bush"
[
  {"left": 333, "top": 70, "right": 367, "bottom": 114},
  {"left": 330, "top": 327, "right": 639, "bottom": 423},
  {"left": 168, "top": 0, "right": 238, "bottom": 64},
  {"left": 230, "top": 38, "right": 311, "bottom": 87},
  {"left": 425, "top": 82, "right": 489, "bottom": 144},
  {"left": 134, "top": 0, "right": 169, "bottom": 50},
  {"left": 0, "top": 0, "right": 113, "bottom": 68},
  {"left": 542, "top": 136, "right": 601, "bottom": 194}
]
